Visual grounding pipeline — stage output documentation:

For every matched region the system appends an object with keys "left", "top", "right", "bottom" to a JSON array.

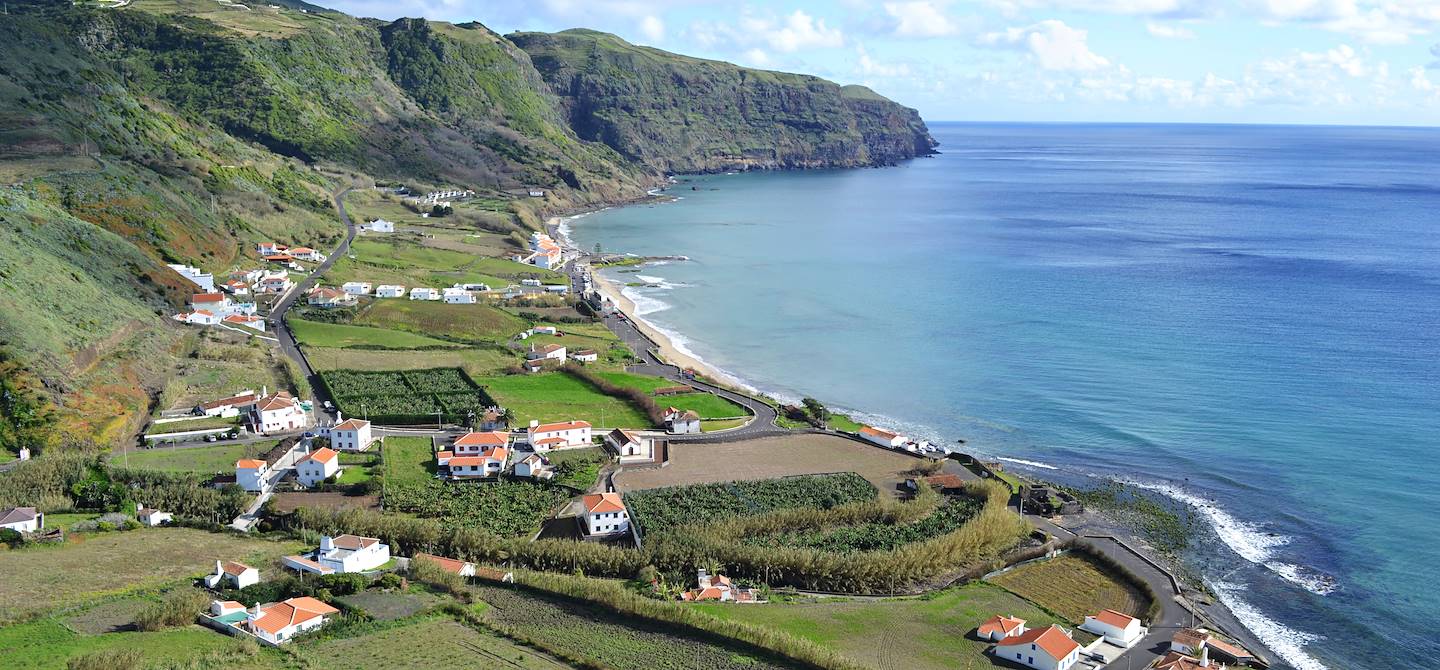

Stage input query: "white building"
[
  {"left": 603, "top": 428, "right": 654, "bottom": 463},
  {"left": 978, "top": 615, "right": 1028, "bottom": 642},
  {"left": 513, "top": 453, "right": 553, "bottom": 480},
  {"left": 366, "top": 219, "right": 394, "bottom": 233},
  {"left": 306, "top": 287, "right": 355, "bottom": 308},
  {"left": 443, "top": 287, "right": 476, "bottom": 304},
  {"left": 283, "top": 534, "right": 390, "bottom": 575},
  {"left": 679, "top": 568, "right": 763, "bottom": 603},
  {"left": 175, "top": 310, "right": 220, "bottom": 326},
  {"left": 580, "top": 492, "right": 629, "bottom": 537},
  {"left": 452, "top": 431, "right": 508, "bottom": 455},
  {"left": 570, "top": 349, "right": 599, "bottom": 363},
  {"left": 257, "top": 242, "right": 288, "bottom": 256},
  {"left": 1081, "top": 609, "right": 1145, "bottom": 647},
  {"left": 254, "top": 272, "right": 294, "bottom": 295},
  {"left": 296, "top": 447, "right": 341, "bottom": 487},
  {"left": 236, "top": 458, "right": 270, "bottom": 492},
  {"left": 328, "top": 418, "right": 375, "bottom": 451},
  {"left": 409, "top": 287, "right": 440, "bottom": 301},
  {"left": 993, "top": 625, "right": 1082, "bottom": 670},
  {"left": 532, "top": 326, "right": 557, "bottom": 335},
  {"left": 168, "top": 263, "right": 215, "bottom": 292},
  {"left": 521, "top": 278, "right": 542, "bottom": 287},
  {"left": 375, "top": 284, "right": 406, "bottom": 298},
  {"left": 341, "top": 282, "right": 372, "bottom": 296},
  {"left": 222, "top": 597, "right": 338, "bottom": 645},
  {"left": 527, "top": 419, "right": 592, "bottom": 450},
  {"left": 221, "top": 279, "right": 250, "bottom": 296},
  {"left": 0, "top": 507, "right": 42, "bottom": 533},
  {"left": 135, "top": 502, "right": 172, "bottom": 527},
  {"left": 250, "top": 391, "right": 308, "bottom": 434},
  {"left": 287, "top": 247, "right": 326, "bottom": 262},
  {"left": 527, "top": 343, "right": 566, "bottom": 362},
  {"left": 860, "top": 426, "right": 907, "bottom": 448},
  {"left": 446, "top": 448, "right": 508, "bottom": 479},
  {"left": 664, "top": 407, "right": 701, "bottom": 435},
  {"left": 222, "top": 315, "right": 267, "bottom": 332},
  {"left": 204, "top": 560, "right": 261, "bottom": 590}
]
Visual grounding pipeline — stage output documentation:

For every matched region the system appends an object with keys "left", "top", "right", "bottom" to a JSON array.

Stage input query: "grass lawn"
[
  {"left": 144, "top": 414, "right": 238, "bottom": 435},
  {"left": 593, "top": 372, "right": 747, "bottom": 419},
  {"left": 40, "top": 512, "right": 101, "bottom": 531},
  {"left": 828, "top": 413, "right": 865, "bottom": 433},
  {"left": 110, "top": 442, "right": 278, "bottom": 475},
  {"left": 0, "top": 618, "right": 278, "bottom": 670},
  {"left": 356, "top": 300, "right": 526, "bottom": 343},
  {"left": 290, "top": 318, "right": 459, "bottom": 349},
  {"left": 477, "top": 372, "right": 652, "bottom": 429},
  {"left": 702, "top": 418, "right": 749, "bottom": 432},
  {"left": 547, "top": 447, "right": 607, "bottom": 490},
  {"left": 0, "top": 528, "right": 304, "bottom": 621},
  {"left": 304, "top": 346, "right": 518, "bottom": 377},
  {"left": 294, "top": 616, "right": 569, "bottom": 670},
  {"left": 693, "top": 583, "right": 1066, "bottom": 670},
  {"left": 382, "top": 436, "right": 436, "bottom": 486},
  {"left": 986, "top": 554, "right": 1150, "bottom": 623},
  {"left": 334, "top": 589, "right": 445, "bottom": 621}
]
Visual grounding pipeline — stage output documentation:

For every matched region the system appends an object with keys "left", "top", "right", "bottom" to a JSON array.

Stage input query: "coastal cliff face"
[{"left": 510, "top": 29, "right": 938, "bottom": 173}]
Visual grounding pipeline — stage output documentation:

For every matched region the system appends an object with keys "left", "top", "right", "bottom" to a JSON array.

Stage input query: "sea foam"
[
  {"left": 997, "top": 456, "right": 1059, "bottom": 470},
  {"left": 1211, "top": 581, "right": 1330, "bottom": 670}
]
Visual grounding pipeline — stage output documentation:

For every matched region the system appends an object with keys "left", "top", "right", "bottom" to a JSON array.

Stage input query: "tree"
[{"left": 800, "top": 397, "right": 830, "bottom": 428}]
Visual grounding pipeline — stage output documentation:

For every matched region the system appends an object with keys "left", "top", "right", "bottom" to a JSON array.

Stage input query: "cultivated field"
[
  {"left": 111, "top": 442, "right": 277, "bottom": 475},
  {"left": 624, "top": 473, "right": 877, "bottom": 538},
  {"left": 268, "top": 491, "right": 381, "bottom": 513},
  {"left": 693, "top": 582, "right": 1065, "bottom": 670},
  {"left": 290, "top": 318, "right": 459, "bottom": 349},
  {"left": 296, "top": 617, "right": 573, "bottom": 670},
  {"left": 305, "top": 347, "right": 516, "bottom": 377},
  {"left": 355, "top": 300, "right": 526, "bottom": 343},
  {"left": 478, "top": 372, "right": 652, "bottom": 428},
  {"left": 0, "top": 528, "right": 304, "bottom": 621},
  {"left": 335, "top": 590, "right": 445, "bottom": 621},
  {"left": 987, "top": 553, "right": 1150, "bottom": 623},
  {"left": 615, "top": 433, "right": 924, "bottom": 494}
]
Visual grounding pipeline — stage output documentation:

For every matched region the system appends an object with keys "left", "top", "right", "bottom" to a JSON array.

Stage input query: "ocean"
[{"left": 564, "top": 123, "right": 1440, "bottom": 670}]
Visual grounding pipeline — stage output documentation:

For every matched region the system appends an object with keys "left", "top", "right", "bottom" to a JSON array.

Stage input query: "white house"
[
  {"left": 204, "top": 560, "right": 260, "bottom": 590},
  {"left": 521, "top": 278, "right": 542, "bottom": 287},
  {"left": 257, "top": 242, "right": 288, "bottom": 256},
  {"left": 222, "top": 314, "right": 267, "bottom": 332},
  {"left": 168, "top": 263, "right": 215, "bottom": 292},
  {"left": 135, "top": 502, "right": 172, "bottom": 527},
  {"left": 409, "top": 287, "right": 440, "bottom": 301},
  {"left": 527, "top": 343, "right": 566, "bottom": 362},
  {"left": 603, "top": 428, "right": 654, "bottom": 463},
  {"left": 375, "top": 284, "right": 406, "bottom": 298},
  {"left": 446, "top": 448, "right": 508, "bottom": 480},
  {"left": 532, "top": 326, "right": 557, "bottom": 335},
  {"left": 663, "top": 407, "right": 701, "bottom": 435},
  {"left": 679, "top": 568, "right": 763, "bottom": 603},
  {"left": 306, "top": 287, "right": 355, "bottom": 308},
  {"left": 0, "top": 507, "right": 42, "bottom": 533},
  {"left": 860, "top": 426, "right": 907, "bottom": 448},
  {"left": 513, "top": 453, "right": 553, "bottom": 480},
  {"left": 978, "top": 615, "right": 1028, "bottom": 642},
  {"left": 175, "top": 310, "right": 220, "bottom": 326},
  {"left": 1170, "top": 628, "right": 1253, "bottom": 666},
  {"left": 254, "top": 272, "right": 294, "bottom": 295},
  {"left": 296, "top": 447, "right": 341, "bottom": 487},
  {"left": 328, "top": 418, "right": 375, "bottom": 451},
  {"left": 580, "top": 492, "right": 629, "bottom": 537},
  {"left": 366, "top": 219, "right": 394, "bottom": 233},
  {"left": 455, "top": 283, "right": 490, "bottom": 292},
  {"left": 236, "top": 458, "right": 270, "bottom": 492},
  {"left": 570, "top": 349, "right": 599, "bottom": 363},
  {"left": 287, "top": 247, "right": 325, "bottom": 262},
  {"left": 443, "top": 287, "right": 476, "bottom": 304},
  {"left": 452, "top": 431, "right": 508, "bottom": 455},
  {"left": 283, "top": 534, "right": 390, "bottom": 575},
  {"left": 341, "top": 282, "right": 372, "bottom": 296},
  {"left": 221, "top": 279, "right": 251, "bottom": 295},
  {"left": 527, "top": 420, "right": 592, "bottom": 450},
  {"left": 250, "top": 391, "right": 308, "bottom": 434},
  {"left": 993, "top": 625, "right": 1082, "bottom": 670},
  {"left": 229, "top": 597, "right": 339, "bottom": 645},
  {"left": 1081, "top": 609, "right": 1144, "bottom": 647}
]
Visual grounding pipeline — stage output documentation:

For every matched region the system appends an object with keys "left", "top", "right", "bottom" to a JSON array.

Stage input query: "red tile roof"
[
  {"left": 192, "top": 292, "right": 225, "bottom": 304},
  {"left": 583, "top": 492, "right": 626, "bottom": 514},
  {"left": 301, "top": 447, "right": 338, "bottom": 465},
  {"left": 331, "top": 534, "right": 379, "bottom": 550},
  {"left": 997, "top": 625, "right": 1080, "bottom": 661},
  {"left": 454, "top": 431, "right": 507, "bottom": 447},
  {"left": 978, "top": 615, "right": 1026, "bottom": 638},
  {"left": 1092, "top": 609, "right": 1138, "bottom": 628},
  {"left": 532, "top": 420, "right": 591, "bottom": 433},
  {"left": 414, "top": 553, "right": 470, "bottom": 575},
  {"left": 333, "top": 418, "right": 369, "bottom": 431},
  {"left": 251, "top": 596, "right": 338, "bottom": 635},
  {"left": 236, "top": 459, "right": 266, "bottom": 469}
]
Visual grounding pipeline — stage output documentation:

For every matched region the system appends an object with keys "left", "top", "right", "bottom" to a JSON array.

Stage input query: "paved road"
[
  {"left": 269, "top": 186, "right": 359, "bottom": 424},
  {"left": 230, "top": 437, "right": 310, "bottom": 531}
]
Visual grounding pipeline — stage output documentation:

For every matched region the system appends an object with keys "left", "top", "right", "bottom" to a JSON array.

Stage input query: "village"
[{"left": 0, "top": 184, "right": 1268, "bottom": 670}]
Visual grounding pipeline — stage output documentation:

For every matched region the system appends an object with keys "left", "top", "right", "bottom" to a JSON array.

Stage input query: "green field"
[
  {"left": 382, "top": 436, "right": 437, "bottom": 486},
  {"left": 356, "top": 299, "right": 527, "bottom": 343},
  {"left": 290, "top": 318, "right": 459, "bottom": 349},
  {"left": 327, "top": 238, "right": 559, "bottom": 291},
  {"left": 594, "top": 372, "right": 749, "bottom": 419},
  {"left": 305, "top": 346, "right": 517, "bottom": 377},
  {"left": 143, "top": 414, "right": 238, "bottom": 435},
  {"left": 546, "top": 447, "right": 607, "bottom": 490},
  {"left": 0, "top": 618, "right": 276, "bottom": 670},
  {"left": 111, "top": 442, "right": 277, "bottom": 475},
  {"left": 693, "top": 583, "right": 1066, "bottom": 670},
  {"left": 478, "top": 372, "right": 652, "bottom": 429},
  {"left": 295, "top": 616, "right": 570, "bottom": 670}
]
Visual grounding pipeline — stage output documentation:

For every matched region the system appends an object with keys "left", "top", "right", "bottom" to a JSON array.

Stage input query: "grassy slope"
[
  {"left": 290, "top": 318, "right": 460, "bottom": 349},
  {"left": 354, "top": 298, "right": 527, "bottom": 343},
  {"left": 986, "top": 554, "right": 1149, "bottom": 623},
  {"left": 477, "top": 372, "right": 651, "bottom": 429},
  {"left": 108, "top": 441, "right": 278, "bottom": 474},
  {"left": 595, "top": 371, "right": 749, "bottom": 418},
  {"left": 0, "top": 618, "right": 276, "bottom": 670}
]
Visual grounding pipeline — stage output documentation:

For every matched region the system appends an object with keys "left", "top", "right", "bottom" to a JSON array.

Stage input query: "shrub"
[
  {"left": 67, "top": 649, "right": 143, "bottom": 670},
  {"left": 0, "top": 528, "right": 22, "bottom": 547},
  {"left": 135, "top": 588, "right": 210, "bottom": 631},
  {"left": 410, "top": 554, "right": 465, "bottom": 597}
]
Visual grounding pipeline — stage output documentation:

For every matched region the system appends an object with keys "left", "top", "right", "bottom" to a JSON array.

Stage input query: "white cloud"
[
  {"left": 1251, "top": 0, "right": 1440, "bottom": 44},
  {"left": 855, "top": 46, "right": 912, "bottom": 77},
  {"left": 1146, "top": 22, "right": 1195, "bottom": 39},
  {"left": 740, "top": 10, "right": 845, "bottom": 52},
  {"left": 979, "top": 19, "right": 1112, "bottom": 71},
  {"left": 988, "top": 0, "right": 1205, "bottom": 18},
  {"left": 1410, "top": 65, "right": 1435, "bottom": 90},
  {"left": 638, "top": 15, "right": 665, "bottom": 42},
  {"left": 883, "top": 1, "right": 964, "bottom": 37},
  {"left": 742, "top": 48, "right": 772, "bottom": 67}
]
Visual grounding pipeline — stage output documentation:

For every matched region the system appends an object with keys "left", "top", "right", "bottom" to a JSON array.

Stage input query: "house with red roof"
[
  {"left": 978, "top": 614, "right": 1028, "bottom": 642},
  {"left": 257, "top": 242, "right": 288, "bottom": 255},
  {"left": 1080, "top": 608, "right": 1145, "bottom": 647},
  {"left": 249, "top": 390, "right": 308, "bottom": 434},
  {"left": 296, "top": 447, "right": 340, "bottom": 487},
  {"left": 283, "top": 534, "right": 390, "bottom": 574},
  {"left": 993, "top": 624, "right": 1083, "bottom": 670},
  {"left": 204, "top": 560, "right": 260, "bottom": 590},
  {"left": 209, "top": 596, "right": 338, "bottom": 645},
  {"left": 327, "top": 418, "right": 375, "bottom": 452},
  {"left": 580, "top": 492, "right": 629, "bottom": 537},
  {"left": 860, "top": 425, "right": 907, "bottom": 448},
  {"left": 663, "top": 407, "right": 701, "bottom": 435},
  {"left": 288, "top": 247, "right": 325, "bottom": 262},
  {"left": 195, "top": 391, "right": 258, "bottom": 417},
  {"left": 236, "top": 458, "right": 270, "bottom": 492},
  {"left": 679, "top": 568, "right": 763, "bottom": 603},
  {"left": 527, "top": 419, "right": 592, "bottom": 450}
]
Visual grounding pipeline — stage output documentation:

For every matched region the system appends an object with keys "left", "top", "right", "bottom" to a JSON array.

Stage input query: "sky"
[{"left": 320, "top": 0, "right": 1440, "bottom": 126}]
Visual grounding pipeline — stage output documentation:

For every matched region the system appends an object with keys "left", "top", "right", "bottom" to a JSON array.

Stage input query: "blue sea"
[{"left": 565, "top": 123, "right": 1440, "bottom": 670}]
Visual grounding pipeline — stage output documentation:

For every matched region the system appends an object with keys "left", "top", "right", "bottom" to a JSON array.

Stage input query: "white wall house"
[
  {"left": 533, "top": 326, "right": 557, "bottom": 335},
  {"left": 328, "top": 418, "right": 374, "bottom": 451},
  {"left": 257, "top": 242, "right": 288, "bottom": 255},
  {"left": 978, "top": 615, "right": 1028, "bottom": 642},
  {"left": 204, "top": 560, "right": 261, "bottom": 590},
  {"left": 993, "top": 625, "right": 1082, "bottom": 670},
  {"left": 135, "top": 503, "right": 173, "bottom": 527},
  {"left": 580, "top": 492, "right": 629, "bottom": 537},
  {"left": 1080, "top": 609, "right": 1144, "bottom": 647},
  {"left": 238, "top": 597, "right": 338, "bottom": 645},
  {"left": 603, "top": 429, "right": 654, "bottom": 463},
  {"left": 168, "top": 263, "right": 215, "bottom": 292},
  {"left": 254, "top": 273, "right": 294, "bottom": 295},
  {"left": 513, "top": 453, "right": 553, "bottom": 480},
  {"left": 0, "top": 507, "right": 42, "bottom": 533},
  {"left": 296, "top": 447, "right": 340, "bottom": 487},
  {"left": 366, "top": 219, "right": 394, "bottom": 233},
  {"left": 860, "top": 426, "right": 907, "bottom": 448},
  {"left": 236, "top": 458, "right": 270, "bottom": 492},
  {"left": 283, "top": 535, "right": 390, "bottom": 575},
  {"left": 527, "top": 344, "right": 566, "bottom": 362},
  {"left": 527, "top": 420, "right": 592, "bottom": 451},
  {"left": 341, "top": 282, "right": 372, "bottom": 296},
  {"left": 443, "top": 287, "right": 476, "bottom": 304},
  {"left": 447, "top": 448, "right": 507, "bottom": 480},
  {"left": 288, "top": 247, "right": 325, "bottom": 262},
  {"left": 375, "top": 284, "right": 406, "bottom": 298},
  {"left": 250, "top": 391, "right": 308, "bottom": 434},
  {"left": 409, "top": 287, "right": 440, "bottom": 301},
  {"left": 664, "top": 408, "right": 701, "bottom": 435},
  {"left": 570, "top": 349, "right": 599, "bottom": 363},
  {"left": 453, "top": 431, "right": 508, "bottom": 455}
]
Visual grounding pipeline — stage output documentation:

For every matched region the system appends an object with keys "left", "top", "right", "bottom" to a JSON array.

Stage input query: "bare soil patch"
[{"left": 268, "top": 492, "right": 381, "bottom": 514}]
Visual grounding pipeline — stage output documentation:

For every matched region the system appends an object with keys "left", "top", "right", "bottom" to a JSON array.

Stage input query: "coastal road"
[{"left": 268, "top": 186, "right": 359, "bottom": 424}]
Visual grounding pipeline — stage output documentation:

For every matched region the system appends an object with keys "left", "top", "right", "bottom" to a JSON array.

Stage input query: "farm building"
[
  {"left": 409, "top": 287, "right": 440, "bottom": 300},
  {"left": 375, "top": 284, "right": 406, "bottom": 298},
  {"left": 527, "top": 343, "right": 566, "bottom": 362},
  {"left": 993, "top": 625, "right": 1082, "bottom": 670},
  {"left": 570, "top": 349, "right": 599, "bottom": 363},
  {"left": 341, "top": 282, "right": 372, "bottom": 296},
  {"left": 135, "top": 503, "right": 172, "bottom": 527},
  {"left": 679, "top": 569, "right": 763, "bottom": 603},
  {"left": 580, "top": 492, "right": 629, "bottom": 538},
  {"left": 528, "top": 420, "right": 592, "bottom": 450},
  {"left": 283, "top": 534, "right": 390, "bottom": 575},
  {"left": 0, "top": 507, "right": 42, "bottom": 533},
  {"left": 204, "top": 560, "right": 260, "bottom": 590}
]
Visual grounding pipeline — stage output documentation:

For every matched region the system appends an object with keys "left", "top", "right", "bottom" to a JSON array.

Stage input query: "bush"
[
  {"left": 410, "top": 554, "right": 465, "bottom": 597},
  {"left": 373, "top": 573, "right": 404, "bottom": 590},
  {"left": 135, "top": 589, "right": 211, "bottom": 631},
  {"left": 67, "top": 649, "right": 143, "bottom": 670},
  {"left": 0, "top": 528, "right": 22, "bottom": 547}
]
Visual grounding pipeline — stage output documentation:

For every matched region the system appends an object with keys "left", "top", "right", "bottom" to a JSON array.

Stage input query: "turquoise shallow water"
[{"left": 566, "top": 123, "right": 1440, "bottom": 670}]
